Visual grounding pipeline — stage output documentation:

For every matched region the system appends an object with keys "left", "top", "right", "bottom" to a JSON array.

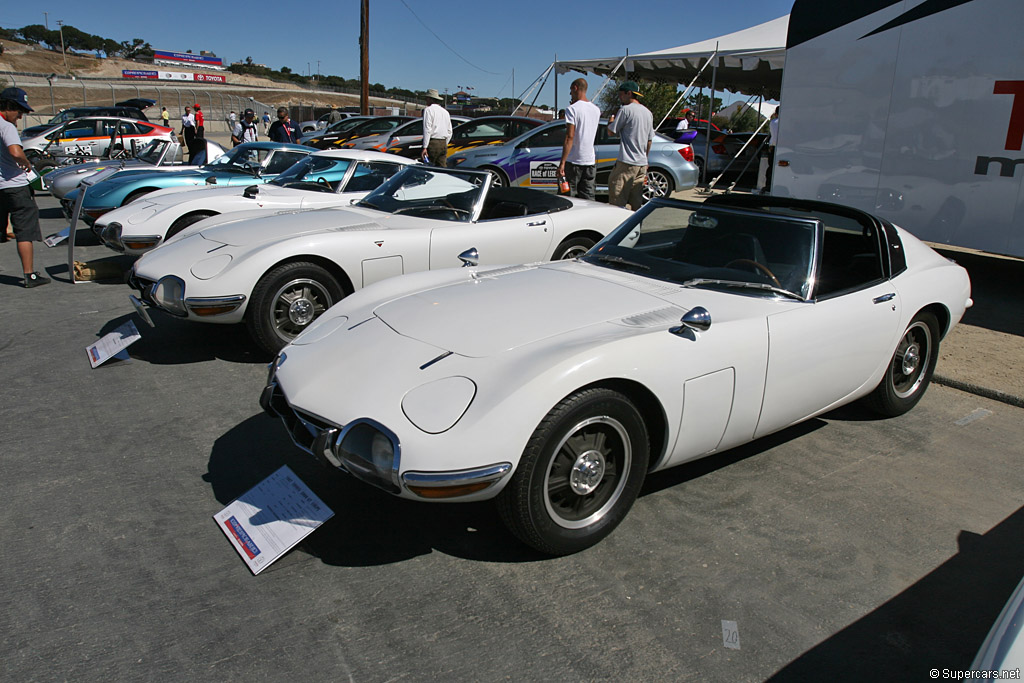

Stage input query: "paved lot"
[{"left": 2, "top": 197, "right": 1023, "bottom": 681}]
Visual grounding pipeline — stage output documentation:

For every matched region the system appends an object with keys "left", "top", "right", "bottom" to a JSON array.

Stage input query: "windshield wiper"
[
  {"left": 356, "top": 199, "right": 379, "bottom": 210},
  {"left": 594, "top": 254, "right": 650, "bottom": 270},
  {"left": 683, "top": 278, "right": 804, "bottom": 300}
]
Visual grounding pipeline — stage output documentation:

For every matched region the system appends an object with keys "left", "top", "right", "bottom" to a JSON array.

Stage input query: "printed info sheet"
[{"left": 213, "top": 465, "right": 334, "bottom": 575}]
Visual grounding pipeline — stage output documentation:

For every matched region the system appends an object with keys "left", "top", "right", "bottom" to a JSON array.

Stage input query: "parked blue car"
[
  {"left": 446, "top": 119, "right": 698, "bottom": 201},
  {"left": 61, "top": 141, "right": 311, "bottom": 225}
]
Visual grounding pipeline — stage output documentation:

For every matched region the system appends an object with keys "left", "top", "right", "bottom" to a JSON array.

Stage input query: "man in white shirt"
[
  {"left": 232, "top": 109, "right": 259, "bottom": 146},
  {"left": 558, "top": 78, "right": 601, "bottom": 200},
  {"left": 0, "top": 88, "right": 49, "bottom": 287},
  {"left": 421, "top": 89, "right": 452, "bottom": 167},
  {"left": 675, "top": 110, "right": 690, "bottom": 132}
]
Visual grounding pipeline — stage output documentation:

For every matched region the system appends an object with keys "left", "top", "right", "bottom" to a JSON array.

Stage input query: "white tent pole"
[
  {"left": 654, "top": 50, "right": 717, "bottom": 131},
  {"left": 511, "top": 63, "right": 554, "bottom": 116},
  {"left": 591, "top": 55, "right": 629, "bottom": 105}
]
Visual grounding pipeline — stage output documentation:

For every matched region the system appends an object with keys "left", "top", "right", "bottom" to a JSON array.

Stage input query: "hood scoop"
[
  {"left": 329, "top": 221, "right": 384, "bottom": 232},
  {"left": 616, "top": 306, "right": 687, "bottom": 328}
]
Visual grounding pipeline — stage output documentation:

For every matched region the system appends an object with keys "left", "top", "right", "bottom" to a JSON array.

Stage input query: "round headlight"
[
  {"left": 152, "top": 275, "right": 187, "bottom": 316},
  {"left": 101, "top": 222, "right": 123, "bottom": 250},
  {"left": 334, "top": 421, "right": 399, "bottom": 493}
]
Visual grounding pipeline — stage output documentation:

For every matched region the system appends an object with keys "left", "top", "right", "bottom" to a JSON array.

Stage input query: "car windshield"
[
  {"left": 355, "top": 167, "right": 488, "bottom": 222},
  {"left": 582, "top": 201, "right": 819, "bottom": 299},
  {"left": 324, "top": 117, "right": 370, "bottom": 135},
  {"left": 269, "top": 155, "right": 353, "bottom": 192},
  {"left": 203, "top": 146, "right": 308, "bottom": 175}
]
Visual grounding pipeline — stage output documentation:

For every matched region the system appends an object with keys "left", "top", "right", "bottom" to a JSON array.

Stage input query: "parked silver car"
[
  {"left": 339, "top": 116, "right": 470, "bottom": 152},
  {"left": 447, "top": 119, "right": 698, "bottom": 200}
]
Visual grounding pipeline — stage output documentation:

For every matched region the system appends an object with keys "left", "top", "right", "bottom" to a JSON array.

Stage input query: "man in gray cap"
[
  {"left": 0, "top": 87, "right": 49, "bottom": 287},
  {"left": 607, "top": 80, "right": 654, "bottom": 210},
  {"left": 421, "top": 89, "right": 452, "bottom": 167}
]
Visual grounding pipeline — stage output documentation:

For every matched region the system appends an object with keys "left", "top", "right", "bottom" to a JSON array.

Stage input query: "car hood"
[
  {"left": 373, "top": 261, "right": 683, "bottom": 358},
  {"left": 193, "top": 205, "right": 383, "bottom": 247}
]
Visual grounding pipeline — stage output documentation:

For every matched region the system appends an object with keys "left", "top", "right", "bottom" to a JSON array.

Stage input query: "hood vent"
[
  {"left": 616, "top": 306, "right": 687, "bottom": 328},
  {"left": 329, "top": 221, "right": 384, "bottom": 232}
]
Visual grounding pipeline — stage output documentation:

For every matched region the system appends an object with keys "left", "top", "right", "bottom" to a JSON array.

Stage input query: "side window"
[
  {"left": 816, "top": 219, "right": 885, "bottom": 297},
  {"left": 511, "top": 121, "right": 535, "bottom": 138},
  {"left": 263, "top": 151, "right": 305, "bottom": 174},
  {"left": 346, "top": 161, "right": 403, "bottom": 192},
  {"left": 460, "top": 121, "right": 505, "bottom": 140},
  {"left": 524, "top": 125, "right": 566, "bottom": 149},
  {"left": 119, "top": 122, "right": 141, "bottom": 135},
  {"left": 596, "top": 123, "right": 618, "bottom": 144},
  {"left": 64, "top": 122, "right": 98, "bottom": 139}
]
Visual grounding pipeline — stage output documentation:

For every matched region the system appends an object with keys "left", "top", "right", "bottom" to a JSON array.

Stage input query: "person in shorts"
[{"left": 0, "top": 88, "right": 50, "bottom": 287}]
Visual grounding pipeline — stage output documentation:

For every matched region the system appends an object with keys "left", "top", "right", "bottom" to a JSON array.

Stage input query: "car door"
[
  {"left": 510, "top": 124, "right": 566, "bottom": 189},
  {"left": 57, "top": 120, "right": 102, "bottom": 157},
  {"left": 754, "top": 219, "right": 903, "bottom": 437},
  {"left": 594, "top": 123, "right": 620, "bottom": 191}
]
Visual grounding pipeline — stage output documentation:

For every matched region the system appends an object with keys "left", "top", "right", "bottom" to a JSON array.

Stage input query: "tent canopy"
[{"left": 556, "top": 15, "right": 789, "bottom": 98}]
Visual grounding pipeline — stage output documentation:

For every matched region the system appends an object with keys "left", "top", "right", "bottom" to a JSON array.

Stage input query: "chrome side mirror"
[
  {"left": 458, "top": 247, "right": 479, "bottom": 268},
  {"left": 670, "top": 306, "right": 711, "bottom": 336}
]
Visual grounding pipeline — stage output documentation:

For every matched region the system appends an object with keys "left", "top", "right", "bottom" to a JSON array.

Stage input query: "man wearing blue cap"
[
  {"left": 0, "top": 87, "right": 49, "bottom": 287},
  {"left": 607, "top": 80, "right": 654, "bottom": 210}
]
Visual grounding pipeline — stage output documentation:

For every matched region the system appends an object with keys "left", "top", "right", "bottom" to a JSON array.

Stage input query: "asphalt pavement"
[{"left": 1, "top": 195, "right": 1023, "bottom": 681}]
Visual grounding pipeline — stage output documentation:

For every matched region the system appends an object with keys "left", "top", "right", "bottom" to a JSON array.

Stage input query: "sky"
[{"left": 4, "top": 0, "right": 793, "bottom": 107}]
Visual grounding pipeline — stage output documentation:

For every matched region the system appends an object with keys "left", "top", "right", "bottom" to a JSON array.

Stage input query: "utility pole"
[
  {"left": 359, "top": 0, "right": 369, "bottom": 115},
  {"left": 43, "top": 12, "right": 49, "bottom": 29},
  {"left": 317, "top": 60, "right": 320, "bottom": 80},
  {"left": 56, "top": 20, "right": 69, "bottom": 73}
]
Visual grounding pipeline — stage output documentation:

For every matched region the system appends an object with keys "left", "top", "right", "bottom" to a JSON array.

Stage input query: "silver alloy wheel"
[
  {"left": 558, "top": 243, "right": 590, "bottom": 259},
  {"left": 642, "top": 169, "right": 671, "bottom": 200},
  {"left": 484, "top": 167, "right": 507, "bottom": 187},
  {"left": 543, "top": 416, "right": 631, "bottom": 529},
  {"left": 892, "top": 320, "right": 932, "bottom": 399},
  {"left": 270, "top": 277, "right": 333, "bottom": 341}
]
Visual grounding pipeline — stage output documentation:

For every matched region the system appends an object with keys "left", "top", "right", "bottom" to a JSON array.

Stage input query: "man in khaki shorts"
[{"left": 607, "top": 80, "right": 654, "bottom": 210}]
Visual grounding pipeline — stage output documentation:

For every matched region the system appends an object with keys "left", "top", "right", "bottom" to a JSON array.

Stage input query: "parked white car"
[
  {"left": 95, "top": 150, "right": 414, "bottom": 256},
  {"left": 129, "top": 166, "right": 632, "bottom": 353},
  {"left": 258, "top": 194, "right": 972, "bottom": 555}
]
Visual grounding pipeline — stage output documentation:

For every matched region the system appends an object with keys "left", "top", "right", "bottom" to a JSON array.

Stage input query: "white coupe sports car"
[
  {"left": 95, "top": 150, "right": 414, "bottom": 256},
  {"left": 129, "top": 166, "right": 632, "bottom": 353},
  {"left": 259, "top": 194, "right": 973, "bottom": 555}
]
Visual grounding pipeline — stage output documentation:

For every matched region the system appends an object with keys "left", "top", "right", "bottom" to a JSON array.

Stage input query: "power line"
[{"left": 397, "top": 0, "right": 503, "bottom": 75}]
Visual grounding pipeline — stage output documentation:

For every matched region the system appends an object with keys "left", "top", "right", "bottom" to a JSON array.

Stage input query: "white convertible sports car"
[
  {"left": 95, "top": 150, "right": 414, "bottom": 256},
  {"left": 129, "top": 166, "right": 632, "bottom": 353},
  {"left": 259, "top": 194, "right": 972, "bottom": 555}
]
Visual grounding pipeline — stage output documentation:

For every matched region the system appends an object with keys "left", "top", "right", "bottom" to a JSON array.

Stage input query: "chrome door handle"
[
  {"left": 527, "top": 220, "right": 547, "bottom": 227},
  {"left": 873, "top": 293, "right": 896, "bottom": 303}
]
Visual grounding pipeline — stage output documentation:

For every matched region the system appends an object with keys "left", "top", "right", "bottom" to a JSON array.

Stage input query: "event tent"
[{"left": 555, "top": 15, "right": 789, "bottom": 98}]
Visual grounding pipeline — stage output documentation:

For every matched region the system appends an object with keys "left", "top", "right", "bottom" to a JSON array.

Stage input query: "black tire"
[
  {"left": 496, "top": 388, "right": 649, "bottom": 555},
  {"left": 481, "top": 166, "right": 508, "bottom": 188},
  {"left": 864, "top": 311, "right": 940, "bottom": 417},
  {"left": 551, "top": 236, "right": 596, "bottom": 260},
  {"left": 694, "top": 157, "right": 705, "bottom": 185},
  {"left": 642, "top": 168, "right": 674, "bottom": 201},
  {"left": 123, "top": 188, "right": 155, "bottom": 206},
  {"left": 166, "top": 211, "right": 216, "bottom": 240},
  {"left": 247, "top": 261, "right": 346, "bottom": 354}
]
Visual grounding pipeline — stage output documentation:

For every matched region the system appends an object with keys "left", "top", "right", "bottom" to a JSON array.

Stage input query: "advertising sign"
[
  {"left": 529, "top": 161, "right": 559, "bottom": 185},
  {"left": 122, "top": 70, "right": 158, "bottom": 79},
  {"left": 194, "top": 73, "right": 227, "bottom": 83},
  {"left": 159, "top": 70, "right": 193, "bottom": 81},
  {"left": 153, "top": 50, "right": 223, "bottom": 68}
]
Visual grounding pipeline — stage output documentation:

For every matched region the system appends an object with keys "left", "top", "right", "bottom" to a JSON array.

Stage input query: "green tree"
[
  {"left": 727, "top": 106, "right": 761, "bottom": 133},
  {"left": 119, "top": 38, "right": 153, "bottom": 59},
  {"left": 597, "top": 79, "right": 687, "bottom": 122},
  {"left": 19, "top": 24, "right": 60, "bottom": 49}
]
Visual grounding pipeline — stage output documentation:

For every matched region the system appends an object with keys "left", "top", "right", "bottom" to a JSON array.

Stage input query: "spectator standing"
[
  {"left": 421, "top": 89, "right": 452, "bottom": 167},
  {"left": 232, "top": 109, "right": 259, "bottom": 146},
  {"left": 557, "top": 78, "right": 601, "bottom": 200},
  {"left": 181, "top": 106, "right": 197, "bottom": 162},
  {"left": 328, "top": 106, "right": 343, "bottom": 125},
  {"left": 0, "top": 88, "right": 50, "bottom": 287},
  {"left": 268, "top": 108, "right": 301, "bottom": 144},
  {"left": 227, "top": 110, "right": 237, "bottom": 130},
  {"left": 606, "top": 81, "right": 654, "bottom": 210},
  {"left": 675, "top": 110, "right": 690, "bottom": 132},
  {"left": 261, "top": 111, "right": 271, "bottom": 135},
  {"left": 193, "top": 104, "right": 205, "bottom": 139},
  {"left": 763, "top": 106, "right": 779, "bottom": 194},
  {"left": 161, "top": 106, "right": 170, "bottom": 128}
]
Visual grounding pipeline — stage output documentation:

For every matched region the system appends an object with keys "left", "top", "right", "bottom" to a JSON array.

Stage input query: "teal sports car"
[{"left": 61, "top": 141, "right": 311, "bottom": 225}]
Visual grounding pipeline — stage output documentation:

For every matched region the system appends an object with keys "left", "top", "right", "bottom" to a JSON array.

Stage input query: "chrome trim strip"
[
  {"left": 184, "top": 294, "right": 247, "bottom": 307},
  {"left": 403, "top": 462, "right": 512, "bottom": 489},
  {"left": 419, "top": 350, "right": 453, "bottom": 370}
]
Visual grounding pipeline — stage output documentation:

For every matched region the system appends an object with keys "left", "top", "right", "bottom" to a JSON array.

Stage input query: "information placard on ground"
[
  {"left": 86, "top": 319, "right": 141, "bottom": 368},
  {"left": 213, "top": 465, "right": 334, "bottom": 575}
]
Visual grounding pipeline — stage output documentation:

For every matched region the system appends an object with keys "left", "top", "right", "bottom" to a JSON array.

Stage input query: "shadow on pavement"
[
  {"left": 769, "top": 505, "right": 1024, "bottom": 681},
  {"left": 936, "top": 248, "right": 1024, "bottom": 337},
  {"left": 204, "top": 414, "right": 543, "bottom": 567},
  {"left": 99, "top": 312, "right": 269, "bottom": 365}
]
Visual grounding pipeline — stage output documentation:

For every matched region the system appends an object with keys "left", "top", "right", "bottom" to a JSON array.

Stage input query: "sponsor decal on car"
[{"left": 529, "top": 161, "right": 559, "bottom": 186}]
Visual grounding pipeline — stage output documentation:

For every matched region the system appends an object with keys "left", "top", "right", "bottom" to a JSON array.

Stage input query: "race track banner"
[
  {"left": 122, "top": 70, "right": 227, "bottom": 84},
  {"left": 123, "top": 70, "right": 157, "bottom": 79}
]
